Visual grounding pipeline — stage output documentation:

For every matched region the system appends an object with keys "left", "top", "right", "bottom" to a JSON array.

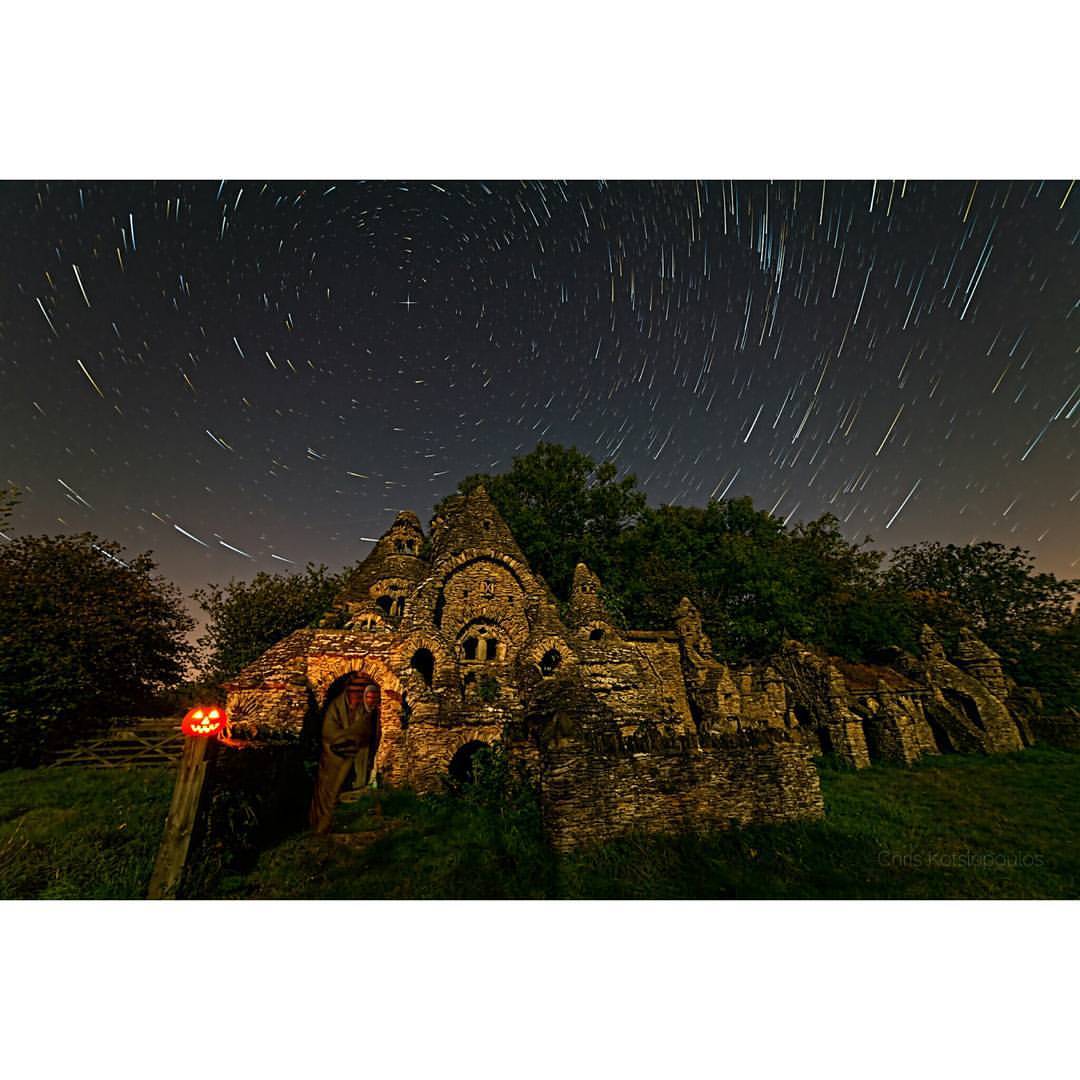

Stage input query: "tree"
[
  {"left": 612, "top": 498, "right": 796, "bottom": 656},
  {"left": 437, "top": 445, "right": 916, "bottom": 662},
  {"left": 436, "top": 442, "right": 647, "bottom": 598},
  {"left": 0, "top": 485, "right": 18, "bottom": 532},
  {"left": 1011, "top": 609, "right": 1080, "bottom": 714},
  {"left": 0, "top": 533, "right": 195, "bottom": 768},
  {"left": 194, "top": 564, "right": 344, "bottom": 684},
  {"left": 785, "top": 516, "right": 917, "bottom": 661},
  {"left": 886, "top": 541, "right": 1079, "bottom": 664}
]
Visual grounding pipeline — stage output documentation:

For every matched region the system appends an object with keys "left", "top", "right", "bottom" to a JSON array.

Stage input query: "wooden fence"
[{"left": 48, "top": 718, "right": 184, "bottom": 769}]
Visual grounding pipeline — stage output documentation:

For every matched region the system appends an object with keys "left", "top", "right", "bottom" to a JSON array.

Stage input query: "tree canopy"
[
  {"left": 434, "top": 443, "right": 1078, "bottom": 707},
  {"left": 0, "top": 533, "right": 195, "bottom": 767},
  {"left": 194, "top": 564, "right": 345, "bottom": 684},
  {"left": 436, "top": 442, "right": 647, "bottom": 598},
  {"left": 886, "top": 541, "right": 1080, "bottom": 712},
  {"left": 438, "top": 444, "right": 919, "bottom": 661},
  {"left": 885, "top": 541, "right": 1078, "bottom": 658}
]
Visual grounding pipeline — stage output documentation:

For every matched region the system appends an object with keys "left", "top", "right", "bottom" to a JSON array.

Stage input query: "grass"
[
  {"left": 0, "top": 766, "right": 174, "bottom": 899},
  {"left": 2, "top": 748, "right": 1077, "bottom": 899},
  {"left": 220, "top": 746, "right": 1080, "bottom": 900}
]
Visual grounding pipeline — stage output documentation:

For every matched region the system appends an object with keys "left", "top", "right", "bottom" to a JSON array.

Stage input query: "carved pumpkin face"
[{"left": 182, "top": 705, "right": 226, "bottom": 738}]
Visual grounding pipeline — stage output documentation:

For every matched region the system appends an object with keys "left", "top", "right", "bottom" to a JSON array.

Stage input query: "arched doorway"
[
  {"left": 448, "top": 740, "right": 489, "bottom": 785},
  {"left": 318, "top": 672, "right": 383, "bottom": 786}
]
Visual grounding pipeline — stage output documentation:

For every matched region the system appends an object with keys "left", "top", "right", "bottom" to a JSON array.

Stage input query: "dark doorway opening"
[
  {"left": 818, "top": 725, "right": 834, "bottom": 755},
  {"left": 925, "top": 711, "right": 957, "bottom": 753},
  {"left": 448, "top": 740, "right": 488, "bottom": 784}
]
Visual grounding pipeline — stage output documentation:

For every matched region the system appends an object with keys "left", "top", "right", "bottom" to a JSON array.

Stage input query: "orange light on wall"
[{"left": 181, "top": 705, "right": 227, "bottom": 738}]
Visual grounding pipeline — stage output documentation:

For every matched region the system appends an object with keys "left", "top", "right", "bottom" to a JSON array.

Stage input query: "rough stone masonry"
[{"left": 224, "top": 486, "right": 1035, "bottom": 849}]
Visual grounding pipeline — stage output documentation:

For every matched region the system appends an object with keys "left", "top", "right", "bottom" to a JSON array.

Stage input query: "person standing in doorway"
[{"left": 309, "top": 675, "right": 379, "bottom": 834}]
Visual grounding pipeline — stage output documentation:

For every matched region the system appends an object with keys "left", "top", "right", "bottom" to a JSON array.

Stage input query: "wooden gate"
[{"left": 49, "top": 718, "right": 184, "bottom": 768}]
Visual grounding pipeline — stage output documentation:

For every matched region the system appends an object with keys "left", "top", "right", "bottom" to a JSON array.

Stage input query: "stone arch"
[
  {"left": 308, "top": 655, "right": 403, "bottom": 703},
  {"left": 391, "top": 626, "right": 453, "bottom": 669},
  {"left": 453, "top": 622, "right": 507, "bottom": 660},
  {"left": 306, "top": 655, "right": 405, "bottom": 782},
  {"left": 456, "top": 617, "right": 506, "bottom": 662},
  {"left": 539, "top": 648, "right": 562, "bottom": 677},
  {"left": 519, "top": 633, "right": 577, "bottom": 676},
  {"left": 435, "top": 548, "right": 538, "bottom": 596},
  {"left": 448, "top": 740, "right": 490, "bottom": 784}
]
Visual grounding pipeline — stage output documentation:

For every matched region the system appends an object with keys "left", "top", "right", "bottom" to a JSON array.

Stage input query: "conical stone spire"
[
  {"left": 428, "top": 485, "right": 528, "bottom": 566},
  {"left": 567, "top": 561, "right": 619, "bottom": 639},
  {"left": 328, "top": 509, "right": 428, "bottom": 615}
]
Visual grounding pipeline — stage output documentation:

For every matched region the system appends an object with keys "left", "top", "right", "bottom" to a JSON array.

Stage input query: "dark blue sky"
[{"left": 1, "top": 180, "right": 1077, "bottom": 606}]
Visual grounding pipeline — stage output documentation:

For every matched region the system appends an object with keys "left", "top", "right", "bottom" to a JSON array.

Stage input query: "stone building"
[{"left": 224, "top": 487, "right": 1032, "bottom": 849}]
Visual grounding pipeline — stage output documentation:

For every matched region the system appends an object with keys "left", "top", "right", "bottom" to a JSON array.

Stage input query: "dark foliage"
[
  {"left": 193, "top": 564, "right": 345, "bottom": 683},
  {"left": 439, "top": 443, "right": 921, "bottom": 663},
  {"left": 0, "top": 485, "right": 18, "bottom": 532},
  {"left": 0, "top": 533, "right": 194, "bottom": 768},
  {"left": 887, "top": 541, "right": 1080, "bottom": 709},
  {"left": 436, "top": 441, "right": 647, "bottom": 597}
]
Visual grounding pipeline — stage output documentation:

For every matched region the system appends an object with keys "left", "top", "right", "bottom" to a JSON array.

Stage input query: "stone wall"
[
  {"left": 772, "top": 645, "right": 871, "bottom": 767},
  {"left": 1029, "top": 712, "right": 1080, "bottom": 750},
  {"left": 539, "top": 734, "right": 824, "bottom": 852}
]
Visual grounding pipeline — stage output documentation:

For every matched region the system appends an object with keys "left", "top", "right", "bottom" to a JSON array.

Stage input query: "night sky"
[{"left": 1, "top": 180, "right": 1078, "bottom": 614}]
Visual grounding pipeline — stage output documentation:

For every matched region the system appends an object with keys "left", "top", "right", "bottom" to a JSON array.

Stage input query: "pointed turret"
[
  {"left": 326, "top": 511, "right": 429, "bottom": 626},
  {"left": 428, "top": 485, "right": 528, "bottom": 566},
  {"left": 566, "top": 562, "right": 621, "bottom": 641}
]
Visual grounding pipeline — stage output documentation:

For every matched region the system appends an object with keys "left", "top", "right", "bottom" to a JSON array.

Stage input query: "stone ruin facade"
[{"left": 224, "top": 487, "right": 1035, "bottom": 850}]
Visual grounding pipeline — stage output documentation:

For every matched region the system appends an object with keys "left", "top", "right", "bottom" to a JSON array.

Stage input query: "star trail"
[{"left": 0, "top": 180, "right": 1077, "bottom": 606}]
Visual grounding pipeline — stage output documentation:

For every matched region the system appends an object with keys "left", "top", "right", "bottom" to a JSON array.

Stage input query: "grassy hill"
[{"left": 2, "top": 748, "right": 1077, "bottom": 899}]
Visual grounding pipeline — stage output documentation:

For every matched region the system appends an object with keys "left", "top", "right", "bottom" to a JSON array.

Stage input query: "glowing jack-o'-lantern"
[{"left": 182, "top": 705, "right": 227, "bottom": 738}]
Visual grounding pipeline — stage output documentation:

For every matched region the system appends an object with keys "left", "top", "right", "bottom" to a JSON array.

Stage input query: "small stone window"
[
  {"left": 394, "top": 596, "right": 406, "bottom": 617},
  {"left": 376, "top": 595, "right": 393, "bottom": 615},
  {"left": 461, "top": 627, "right": 499, "bottom": 662},
  {"left": 482, "top": 518, "right": 493, "bottom": 531},
  {"left": 411, "top": 648, "right": 435, "bottom": 687},
  {"left": 394, "top": 539, "right": 405, "bottom": 552},
  {"left": 589, "top": 627, "right": 605, "bottom": 641},
  {"left": 539, "top": 648, "right": 561, "bottom": 677}
]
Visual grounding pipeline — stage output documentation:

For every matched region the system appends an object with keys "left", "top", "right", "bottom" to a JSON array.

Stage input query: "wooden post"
[{"left": 147, "top": 735, "right": 217, "bottom": 899}]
